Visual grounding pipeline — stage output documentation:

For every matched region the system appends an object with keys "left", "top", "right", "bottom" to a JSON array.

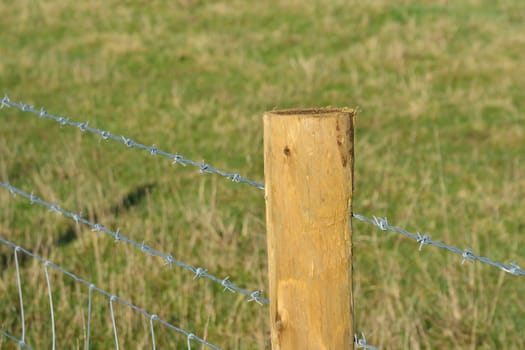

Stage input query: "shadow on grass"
[{"left": 0, "top": 183, "right": 155, "bottom": 272}]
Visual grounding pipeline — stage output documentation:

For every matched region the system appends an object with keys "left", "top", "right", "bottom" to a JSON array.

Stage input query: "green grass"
[{"left": 1, "top": 0, "right": 524, "bottom": 348}]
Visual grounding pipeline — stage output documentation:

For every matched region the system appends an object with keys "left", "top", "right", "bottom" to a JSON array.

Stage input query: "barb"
[
  {"left": 0, "top": 328, "right": 33, "bottom": 350},
  {"left": 352, "top": 213, "right": 525, "bottom": 276},
  {"left": 0, "top": 182, "right": 269, "bottom": 305},
  {"left": 1, "top": 95, "right": 264, "bottom": 190},
  {"left": 354, "top": 333, "right": 378, "bottom": 350},
  {"left": 0, "top": 236, "right": 222, "bottom": 350}
]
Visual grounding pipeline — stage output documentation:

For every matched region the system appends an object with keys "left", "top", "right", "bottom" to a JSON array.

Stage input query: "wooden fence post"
[{"left": 264, "top": 108, "right": 355, "bottom": 350}]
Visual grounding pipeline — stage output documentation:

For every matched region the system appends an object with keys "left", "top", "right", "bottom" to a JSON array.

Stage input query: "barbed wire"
[
  {"left": 0, "top": 182, "right": 269, "bottom": 305},
  {"left": 9, "top": 95, "right": 522, "bottom": 348},
  {"left": 0, "top": 236, "right": 222, "bottom": 350},
  {"left": 0, "top": 328, "right": 32, "bottom": 350},
  {"left": 0, "top": 95, "right": 265, "bottom": 190},
  {"left": 352, "top": 213, "right": 525, "bottom": 276}
]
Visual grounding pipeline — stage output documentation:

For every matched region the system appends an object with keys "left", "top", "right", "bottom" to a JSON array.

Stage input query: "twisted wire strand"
[
  {"left": 1, "top": 95, "right": 264, "bottom": 190},
  {"left": 0, "top": 182, "right": 268, "bottom": 305},
  {"left": 352, "top": 213, "right": 525, "bottom": 276}
]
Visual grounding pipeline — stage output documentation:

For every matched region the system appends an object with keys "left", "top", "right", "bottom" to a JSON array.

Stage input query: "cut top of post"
[{"left": 267, "top": 107, "right": 354, "bottom": 116}]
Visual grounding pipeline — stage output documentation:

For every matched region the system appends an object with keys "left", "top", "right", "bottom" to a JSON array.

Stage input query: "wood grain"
[{"left": 264, "top": 108, "right": 355, "bottom": 350}]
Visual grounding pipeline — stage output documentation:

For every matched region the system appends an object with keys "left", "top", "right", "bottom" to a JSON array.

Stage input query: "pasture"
[{"left": 1, "top": 1, "right": 524, "bottom": 348}]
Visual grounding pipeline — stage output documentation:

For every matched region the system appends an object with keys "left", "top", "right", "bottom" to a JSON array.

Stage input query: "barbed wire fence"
[
  {"left": 1, "top": 96, "right": 524, "bottom": 349},
  {"left": 0, "top": 96, "right": 267, "bottom": 349},
  {"left": 0, "top": 182, "right": 268, "bottom": 306}
]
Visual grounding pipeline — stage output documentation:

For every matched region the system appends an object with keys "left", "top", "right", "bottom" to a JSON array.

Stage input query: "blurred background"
[{"left": 1, "top": 1, "right": 524, "bottom": 349}]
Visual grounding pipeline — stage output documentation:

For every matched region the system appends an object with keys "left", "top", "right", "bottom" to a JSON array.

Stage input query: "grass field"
[{"left": 1, "top": 0, "right": 524, "bottom": 349}]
